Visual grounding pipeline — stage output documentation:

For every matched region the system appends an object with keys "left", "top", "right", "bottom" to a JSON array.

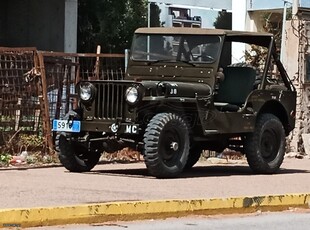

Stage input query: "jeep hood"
[{"left": 141, "top": 81, "right": 212, "bottom": 98}]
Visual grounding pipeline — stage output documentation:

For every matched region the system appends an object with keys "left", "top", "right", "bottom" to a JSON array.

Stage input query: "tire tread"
[{"left": 143, "top": 113, "right": 189, "bottom": 178}]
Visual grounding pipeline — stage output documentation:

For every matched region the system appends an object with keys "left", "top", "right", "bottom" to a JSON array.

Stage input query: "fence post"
[
  {"left": 94, "top": 45, "right": 101, "bottom": 80},
  {"left": 14, "top": 98, "right": 22, "bottom": 131},
  {"left": 35, "top": 52, "right": 53, "bottom": 155}
]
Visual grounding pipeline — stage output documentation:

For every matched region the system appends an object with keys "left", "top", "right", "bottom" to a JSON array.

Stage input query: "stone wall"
[{"left": 286, "top": 11, "right": 310, "bottom": 157}]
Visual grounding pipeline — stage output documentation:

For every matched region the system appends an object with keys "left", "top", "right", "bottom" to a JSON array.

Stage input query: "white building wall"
[{"left": 231, "top": 0, "right": 247, "bottom": 63}]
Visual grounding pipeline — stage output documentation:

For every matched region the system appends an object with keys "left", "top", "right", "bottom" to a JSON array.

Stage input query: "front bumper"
[{"left": 81, "top": 120, "right": 140, "bottom": 135}]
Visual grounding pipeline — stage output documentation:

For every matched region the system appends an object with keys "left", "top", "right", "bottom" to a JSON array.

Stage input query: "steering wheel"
[
  {"left": 193, "top": 54, "right": 214, "bottom": 62},
  {"left": 266, "top": 76, "right": 278, "bottom": 84}
]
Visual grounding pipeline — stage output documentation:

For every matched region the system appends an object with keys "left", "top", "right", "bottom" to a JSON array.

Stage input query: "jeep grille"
[{"left": 93, "top": 83, "right": 126, "bottom": 119}]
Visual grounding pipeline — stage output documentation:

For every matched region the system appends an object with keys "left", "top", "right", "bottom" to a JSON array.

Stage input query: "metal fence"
[
  {"left": 0, "top": 47, "right": 42, "bottom": 152},
  {"left": 0, "top": 48, "right": 125, "bottom": 154}
]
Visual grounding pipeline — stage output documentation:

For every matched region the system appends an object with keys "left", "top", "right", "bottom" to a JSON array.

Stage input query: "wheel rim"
[
  {"left": 159, "top": 126, "right": 184, "bottom": 167},
  {"left": 260, "top": 129, "right": 280, "bottom": 161}
]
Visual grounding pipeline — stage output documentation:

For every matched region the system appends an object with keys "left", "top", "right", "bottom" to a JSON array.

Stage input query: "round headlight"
[
  {"left": 79, "top": 83, "right": 94, "bottom": 102},
  {"left": 126, "top": 87, "right": 139, "bottom": 104}
]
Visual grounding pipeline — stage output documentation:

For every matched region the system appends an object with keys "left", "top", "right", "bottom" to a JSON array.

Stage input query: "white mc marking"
[{"left": 126, "top": 125, "right": 137, "bottom": 134}]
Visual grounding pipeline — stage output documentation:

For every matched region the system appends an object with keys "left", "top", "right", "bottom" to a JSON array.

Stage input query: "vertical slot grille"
[{"left": 94, "top": 83, "right": 124, "bottom": 119}]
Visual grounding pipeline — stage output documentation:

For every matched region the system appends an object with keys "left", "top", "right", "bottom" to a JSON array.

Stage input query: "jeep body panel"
[
  {"left": 127, "top": 65, "right": 215, "bottom": 86},
  {"left": 198, "top": 89, "right": 296, "bottom": 135},
  {"left": 76, "top": 79, "right": 212, "bottom": 135},
  {"left": 248, "top": 90, "right": 296, "bottom": 133}
]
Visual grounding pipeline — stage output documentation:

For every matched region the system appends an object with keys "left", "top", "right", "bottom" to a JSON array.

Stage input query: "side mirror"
[{"left": 216, "top": 67, "right": 225, "bottom": 82}]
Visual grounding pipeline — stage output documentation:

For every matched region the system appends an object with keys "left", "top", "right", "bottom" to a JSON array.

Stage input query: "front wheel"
[
  {"left": 143, "top": 113, "right": 190, "bottom": 178},
  {"left": 184, "top": 146, "right": 203, "bottom": 170},
  {"left": 244, "top": 113, "right": 285, "bottom": 174},
  {"left": 56, "top": 132, "right": 101, "bottom": 172}
]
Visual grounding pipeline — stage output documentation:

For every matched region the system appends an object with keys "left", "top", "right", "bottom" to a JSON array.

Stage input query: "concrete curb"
[{"left": 0, "top": 193, "right": 309, "bottom": 228}]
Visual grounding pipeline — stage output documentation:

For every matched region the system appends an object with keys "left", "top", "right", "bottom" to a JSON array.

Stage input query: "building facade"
[
  {"left": 286, "top": 7, "right": 310, "bottom": 155},
  {"left": 0, "top": 0, "right": 77, "bottom": 52}
]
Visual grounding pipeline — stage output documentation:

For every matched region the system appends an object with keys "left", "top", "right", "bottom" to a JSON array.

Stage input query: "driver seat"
[{"left": 214, "top": 66, "right": 256, "bottom": 112}]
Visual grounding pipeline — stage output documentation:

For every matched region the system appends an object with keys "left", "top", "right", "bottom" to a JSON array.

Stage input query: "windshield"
[{"left": 131, "top": 34, "right": 221, "bottom": 64}]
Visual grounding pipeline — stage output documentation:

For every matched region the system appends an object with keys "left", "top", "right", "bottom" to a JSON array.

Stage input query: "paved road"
[
  {"left": 26, "top": 210, "right": 310, "bottom": 230},
  {"left": 0, "top": 158, "right": 309, "bottom": 209}
]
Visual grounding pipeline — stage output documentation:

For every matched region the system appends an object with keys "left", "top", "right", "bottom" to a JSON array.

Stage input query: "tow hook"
[{"left": 67, "top": 114, "right": 75, "bottom": 128}]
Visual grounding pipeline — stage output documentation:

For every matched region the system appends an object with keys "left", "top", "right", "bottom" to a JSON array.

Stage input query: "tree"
[
  {"left": 150, "top": 3, "right": 161, "bottom": 27},
  {"left": 213, "top": 10, "right": 232, "bottom": 30},
  {"left": 77, "top": 0, "right": 148, "bottom": 53},
  {"left": 244, "top": 12, "right": 282, "bottom": 69}
]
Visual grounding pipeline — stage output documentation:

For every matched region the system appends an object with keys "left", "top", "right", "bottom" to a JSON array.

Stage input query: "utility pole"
[
  {"left": 281, "top": 0, "right": 299, "bottom": 62},
  {"left": 292, "top": 0, "right": 299, "bottom": 15},
  {"left": 280, "top": 1, "right": 292, "bottom": 62},
  {"left": 148, "top": 1, "right": 151, "bottom": 28}
]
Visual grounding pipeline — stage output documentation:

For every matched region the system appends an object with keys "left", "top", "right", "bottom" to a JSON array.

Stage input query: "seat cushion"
[
  {"left": 214, "top": 102, "right": 240, "bottom": 112},
  {"left": 214, "top": 66, "right": 256, "bottom": 111}
]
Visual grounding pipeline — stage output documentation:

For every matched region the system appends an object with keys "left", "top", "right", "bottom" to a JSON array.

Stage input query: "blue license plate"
[{"left": 52, "top": 120, "right": 81, "bottom": 132}]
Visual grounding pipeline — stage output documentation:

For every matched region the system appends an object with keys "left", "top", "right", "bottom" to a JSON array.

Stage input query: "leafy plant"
[
  {"left": 19, "top": 134, "right": 44, "bottom": 150},
  {"left": 26, "top": 152, "right": 59, "bottom": 165},
  {"left": 0, "top": 153, "right": 12, "bottom": 166}
]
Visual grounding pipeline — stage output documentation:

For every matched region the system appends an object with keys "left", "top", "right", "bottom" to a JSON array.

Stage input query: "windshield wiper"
[
  {"left": 178, "top": 60, "right": 196, "bottom": 67},
  {"left": 147, "top": 59, "right": 176, "bottom": 65},
  {"left": 147, "top": 59, "right": 196, "bottom": 67}
]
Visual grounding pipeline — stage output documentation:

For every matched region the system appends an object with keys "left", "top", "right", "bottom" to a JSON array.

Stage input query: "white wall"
[
  {"left": 231, "top": 0, "right": 247, "bottom": 63},
  {"left": 248, "top": 0, "right": 285, "bottom": 10}
]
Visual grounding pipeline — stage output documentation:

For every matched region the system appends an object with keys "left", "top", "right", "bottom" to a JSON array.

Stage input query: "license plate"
[{"left": 52, "top": 119, "right": 81, "bottom": 132}]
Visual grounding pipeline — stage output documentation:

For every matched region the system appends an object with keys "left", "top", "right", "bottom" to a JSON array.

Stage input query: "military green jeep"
[{"left": 53, "top": 27, "right": 296, "bottom": 178}]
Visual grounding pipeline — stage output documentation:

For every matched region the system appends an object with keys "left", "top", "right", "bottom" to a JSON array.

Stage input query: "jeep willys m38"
[{"left": 53, "top": 27, "right": 296, "bottom": 178}]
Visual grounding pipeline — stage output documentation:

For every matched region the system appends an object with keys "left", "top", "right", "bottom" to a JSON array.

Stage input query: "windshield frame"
[{"left": 130, "top": 33, "right": 222, "bottom": 65}]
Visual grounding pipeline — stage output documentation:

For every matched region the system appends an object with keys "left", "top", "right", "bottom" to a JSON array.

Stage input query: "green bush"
[{"left": 0, "top": 153, "right": 12, "bottom": 166}]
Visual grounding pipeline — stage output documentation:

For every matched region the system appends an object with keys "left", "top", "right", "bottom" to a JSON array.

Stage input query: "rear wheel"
[
  {"left": 144, "top": 113, "right": 190, "bottom": 178},
  {"left": 56, "top": 132, "right": 101, "bottom": 172},
  {"left": 244, "top": 113, "right": 285, "bottom": 174}
]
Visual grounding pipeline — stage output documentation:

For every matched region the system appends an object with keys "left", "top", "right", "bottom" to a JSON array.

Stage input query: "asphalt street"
[
  {"left": 0, "top": 157, "right": 309, "bottom": 209},
  {"left": 0, "top": 157, "right": 310, "bottom": 229}
]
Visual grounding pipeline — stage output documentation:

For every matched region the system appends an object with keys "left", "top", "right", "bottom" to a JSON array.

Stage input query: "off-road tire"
[
  {"left": 144, "top": 113, "right": 190, "bottom": 178},
  {"left": 244, "top": 113, "right": 285, "bottom": 174},
  {"left": 184, "top": 146, "right": 202, "bottom": 170},
  {"left": 56, "top": 132, "right": 101, "bottom": 172}
]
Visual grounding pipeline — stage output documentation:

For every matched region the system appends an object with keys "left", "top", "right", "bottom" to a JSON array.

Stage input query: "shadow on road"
[{"left": 89, "top": 164, "right": 310, "bottom": 179}]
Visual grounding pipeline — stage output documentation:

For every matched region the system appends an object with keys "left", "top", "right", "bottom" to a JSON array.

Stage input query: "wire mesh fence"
[
  {"left": 0, "top": 48, "right": 43, "bottom": 151},
  {"left": 0, "top": 48, "right": 125, "bottom": 155}
]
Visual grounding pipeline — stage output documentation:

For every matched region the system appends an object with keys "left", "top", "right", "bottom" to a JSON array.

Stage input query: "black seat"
[{"left": 214, "top": 66, "right": 256, "bottom": 112}]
